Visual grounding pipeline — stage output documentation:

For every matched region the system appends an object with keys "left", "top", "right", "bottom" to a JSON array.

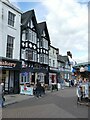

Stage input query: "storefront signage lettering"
[{"left": 0, "top": 61, "right": 16, "bottom": 67}]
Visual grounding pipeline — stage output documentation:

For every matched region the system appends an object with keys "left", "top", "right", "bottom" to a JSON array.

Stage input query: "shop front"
[
  {"left": 0, "top": 57, "right": 21, "bottom": 94},
  {"left": 20, "top": 66, "right": 49, "bottom": 94},
  {"left": 49, "top": 67, "right": 60, "bottom": 90}
]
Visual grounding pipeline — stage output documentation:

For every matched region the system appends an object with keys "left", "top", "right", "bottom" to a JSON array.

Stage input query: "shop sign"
[
  {"left": 21, "top": 72, "right": 28, "bottom": 76},
  {"left": 0, "top": 61, "right": 16, "bottom": 67},
  {"left": 50, "top": 67, "right": 58, "bottom": 71},
  {"left": 20, "top": 85, "right": 33, "bottom": 95}
]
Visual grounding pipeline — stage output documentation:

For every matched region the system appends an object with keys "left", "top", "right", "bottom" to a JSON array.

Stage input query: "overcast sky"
[{"left": 10, "top": 0, "right": 89, "bottom": 63}]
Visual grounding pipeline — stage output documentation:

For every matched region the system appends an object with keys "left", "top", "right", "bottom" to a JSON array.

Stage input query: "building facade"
[
  {"left": 20, "top": 10, "right": 50, "bottom": 86},
  {"left": 49, "top": 46, "right": 59, "bottom": 85},
  {"left": 60, "top": 55, "right": 72, "bottom": 81},
  {"left": 0, "top": 0, "right": 22, "bottom": 94}
]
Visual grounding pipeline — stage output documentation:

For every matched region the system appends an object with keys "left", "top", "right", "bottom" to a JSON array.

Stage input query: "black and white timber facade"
[{"left": 20, "top": 10, "right": 50, "bottom": 85}]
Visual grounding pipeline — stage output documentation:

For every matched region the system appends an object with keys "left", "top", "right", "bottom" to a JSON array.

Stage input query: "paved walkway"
[
  {"left": 4, "top": 90, "right": 51, "bottom": 106},
  {"left": 3, "top": 87, "right": 88, "bottom": 118},
  {"left": 3, "top": 87, "right": 90, "bottom": 107},
  {"left": 4, "top": 94, "right": 34, "bottom": 106}
]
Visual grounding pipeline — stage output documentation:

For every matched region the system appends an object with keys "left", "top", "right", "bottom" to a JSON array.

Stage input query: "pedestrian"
[
  {"left": 41, "top": 83, "right": 45, "bottom": 95},
  {"left": 33, "top": 84, "right": 37, "bottom": 95},
  {"left": 0, "top": 82, "right": 5, "bottom": 107},
  {"left": 60, "top": 77, "right": 64, "bottom": 89},
  {"left": 77, "top": 85, "right": 83, "bottom": 102},
  {"left": 36, "top": 82, "right": 42, "bottom": 98}
]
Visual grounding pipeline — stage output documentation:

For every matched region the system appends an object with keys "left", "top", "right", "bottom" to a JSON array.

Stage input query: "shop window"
[
  {"left": 20, "top": 73, "right": 29, "bottom": 83},
  {"left": 21, "top": 76, "right": 23, "bottom": 83},
  {"left": 65, "top": 74, "right": 67, "bottom": 79}
]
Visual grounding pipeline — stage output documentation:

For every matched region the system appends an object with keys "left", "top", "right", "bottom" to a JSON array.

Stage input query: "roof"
[
  {"left": 37, "top": 22, "right": 50, "bottom": 44},
  {"left": 61, "top": 56, "right": 69, "bottom": 62},
  {"left": 21, "top": 10, "right": 41, "bottom": 38},
  {"left": 22, "top": 10, "right": 36, "bottom": 29},
  {"left": 2, "top": 0, "right": 22, "bottom": 14},
  {"left": 57, "top": 55, "right": 65, "bottom": 63},
  {"left": 50, "top": 45, "right": 58, "bottom": 50}
]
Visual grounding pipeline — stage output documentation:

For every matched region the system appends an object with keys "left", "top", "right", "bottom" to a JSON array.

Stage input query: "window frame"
[
  {"left": 6, "top": 35, "right": 14, "bottom": 58},
  {"left": 8, "top": 11, "right": 16, "bottom": 27}
]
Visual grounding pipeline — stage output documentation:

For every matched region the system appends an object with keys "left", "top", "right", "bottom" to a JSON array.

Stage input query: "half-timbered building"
[{"left": 20, "top": 10, "right": 50, "bottom": 86}]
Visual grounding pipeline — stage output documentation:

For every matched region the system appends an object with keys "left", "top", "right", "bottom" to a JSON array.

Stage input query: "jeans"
[{"left": 0, "top": 99, "right": 3, "bottom": 108}]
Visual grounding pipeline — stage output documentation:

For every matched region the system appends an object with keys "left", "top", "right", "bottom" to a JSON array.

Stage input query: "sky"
[{"left": 9, "top": 0, "right": 89, "bottom": 63}]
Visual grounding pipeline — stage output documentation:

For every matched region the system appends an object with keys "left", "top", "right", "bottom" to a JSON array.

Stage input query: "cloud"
[
  {"left": 9, "top": 0, "right": 88, "bottom": 63},
  {"left": 41, "top": 0, "right": 88, "bottom": 63}
]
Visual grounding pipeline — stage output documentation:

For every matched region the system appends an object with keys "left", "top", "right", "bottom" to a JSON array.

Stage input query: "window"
[
  {"left": 32, "top": 31, "right": 37, "bottom": 44},
  {"left": 43, "top": 38, "right": 48, "bottom": 50},
  {"left": 49, "top": 59, "right": 51, "bottom": 66},
  {"left": 25, "top": 50, "right": 33, "bottom": 60},
  {"left": 25, "top": 50, "right": 37, "bottom": 62},
  {"left": 53, "top": 60, "right": 55, "bottom": 67},
  {"left": 6, "top": 35, "right": 14, "bottom": 58},
  {"left": 8, "top": 11, "right": 15, "bottom": 27},
  {"left": 40, "top": 54, "right": 43, "bottom": 63},
  {"left": 45, "top": 40, "right": 48, "bottom": 50},
  {"left": 40, "top": 40, "right": 43, "bottom": 47},
  {"left": 65, "top": 74, "right": 67, "bottom": 79},
  {"left": 53, "top": 49, "right": 54, "bottom": 55},
  {"left": 33, "top": 51, "right": 37, "bottom": 62},
  {"left": 29, "top": 29, "right": 32, "bottom": 41},
  {"left": 37, "top": 54, "right": 40, "bottom": 62},
  {"left": 25, "top": 31, "right": 28, "bottom": 40},
  {"left": 20, "top": 73, "right": 29, "bottom": 83}
]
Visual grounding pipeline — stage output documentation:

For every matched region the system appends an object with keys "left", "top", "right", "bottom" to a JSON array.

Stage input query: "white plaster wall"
[
  {"left": 49, "top": 46, "right": 57, "bottom": 68},
  {"left": 0, "top": 1, "right": 3, "bottom": 57},
  {"left": 0, "top": 1, "right": 21, "bottom": 60}
]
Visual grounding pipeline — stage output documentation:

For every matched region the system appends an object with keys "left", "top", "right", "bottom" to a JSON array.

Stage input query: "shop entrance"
[
  {"left": 1, "top": 70, "right": 9, "bottom": 93},
  {"left": 1, "top": 70, "right": 15, "bottom": 94}
]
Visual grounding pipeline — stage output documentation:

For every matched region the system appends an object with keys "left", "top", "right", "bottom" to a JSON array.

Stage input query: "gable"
[
  {"left": 27, "top": 19, "right": 34, "bottom": 28},
  {"left": 21, "top": 10, "right": 37, "bottom": 31},
  {"left": 21, "top": 10, "right": 41, "bottom": 39},
  {"left": 38, "top": 22, "right": 50, "bottom": 44}
]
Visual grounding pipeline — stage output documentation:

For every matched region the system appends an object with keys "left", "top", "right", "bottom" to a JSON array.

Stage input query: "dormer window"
[
  {"left": 43, "top": 30, "right": 45, "bottom": 37},
  {"left": 31, "top": 20, "right": 34, "bottom": 28}
]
